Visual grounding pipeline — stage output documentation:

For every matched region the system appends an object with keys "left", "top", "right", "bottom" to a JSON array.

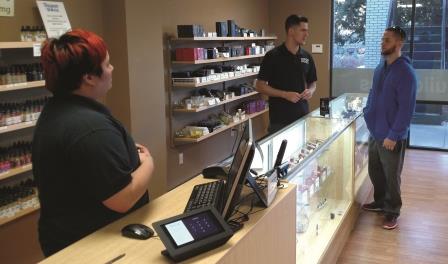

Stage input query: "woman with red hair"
[{"left": 32, "top": 29, "right": 154, "bottom": 256}]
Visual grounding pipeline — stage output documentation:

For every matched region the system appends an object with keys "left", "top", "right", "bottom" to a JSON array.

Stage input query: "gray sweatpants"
[{"left": 368, "top": 137, "right": 406, "bottom": 217}]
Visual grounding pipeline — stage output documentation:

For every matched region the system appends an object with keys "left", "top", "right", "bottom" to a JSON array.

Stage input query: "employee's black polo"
[
  {"left": 258, "top": 43, "right": 317, "bottom": 126},
  {"left": 32, "top": 94, "right": 149, "bottom": 256}
]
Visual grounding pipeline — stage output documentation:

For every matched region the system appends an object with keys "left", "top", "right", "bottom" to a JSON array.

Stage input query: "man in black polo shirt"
[
  {"left": 256, "top": 15, "right": 317, "bottom": 133},
  {"left": 32, "top": 29, "right": 154, "bottom": 256}
]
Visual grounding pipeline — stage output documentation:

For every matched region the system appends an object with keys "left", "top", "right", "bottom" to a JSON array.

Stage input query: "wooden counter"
[{"left": 39, "top": 176, "right": 296, "bottom": 264}]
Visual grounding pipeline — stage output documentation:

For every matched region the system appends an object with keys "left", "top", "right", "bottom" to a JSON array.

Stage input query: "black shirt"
[
  {"left": 32, "top": 94, "right": 149, "bottom": 256},
  {"left": 258, "top": 43, "right": 317, "bottom": 126}
]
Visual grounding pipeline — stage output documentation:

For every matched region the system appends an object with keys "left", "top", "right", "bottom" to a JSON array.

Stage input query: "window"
[{"left": 332, "top": 0, "right": 448, "bottom": 150}]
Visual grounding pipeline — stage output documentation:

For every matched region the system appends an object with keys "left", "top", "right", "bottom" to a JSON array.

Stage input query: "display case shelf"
[
  {"left": 0, "top": 120, "right": 37, "bottom": 134},
  {"left": 172, "top": 54, "right": 265, "bottom": 65},
  {"left": 0, "top": 164, "right": 32, "bottom": 181},
  {"left": 173, "top": 72, "right": 257, "bottom": 88},
  {"left": 296, "top": 199, "right": 351, "bottom": 263},
  {"left": 171, "top": 36, "right": 277, "bottom": 41},
  {"left": 0, "top": 41, "right": 42, "bottom": 49},
  {"left": 0, "top": 203, "right": 40, "bottom": 226},
  {"left": 173, "top": 91, "right": 258, "bottom": 113},
  {"left": 0, "top": 80, "right": 45, "bottom": 92},
  {"left": 174, "top": 108, "right": 268, "bottom": 144}
]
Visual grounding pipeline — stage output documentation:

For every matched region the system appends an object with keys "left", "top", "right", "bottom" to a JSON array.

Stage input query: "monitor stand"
[{"left": 245, "top": 173, "right": 270, "bottom": 208}]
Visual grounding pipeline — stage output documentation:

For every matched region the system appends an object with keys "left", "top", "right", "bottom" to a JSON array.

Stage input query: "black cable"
[
  {"left": 230, "top": 123, "right": 243, "bottom": 154},
  {"left": 228, "top": 192, "right": 266, "bottom": 223},
  {"left": 230, "top": 198, "right": 255, "bottom": 223},
  {"left": 228, "top": 190, "right": 257, "bottom": 219}
]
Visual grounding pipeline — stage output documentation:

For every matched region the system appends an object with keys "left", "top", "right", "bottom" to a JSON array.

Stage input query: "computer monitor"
[{"left": 220, "top": 121, "right": 255, "bottom": 221}]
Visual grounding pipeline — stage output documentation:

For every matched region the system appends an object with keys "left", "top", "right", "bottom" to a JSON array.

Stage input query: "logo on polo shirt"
[{"left": 301, "top": 58, "right": 309, "bottom": 64}]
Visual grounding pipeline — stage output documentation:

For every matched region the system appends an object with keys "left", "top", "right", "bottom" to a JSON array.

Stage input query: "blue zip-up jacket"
[{"left": 363, "top": 56, "right": 417, "bottom": 141}]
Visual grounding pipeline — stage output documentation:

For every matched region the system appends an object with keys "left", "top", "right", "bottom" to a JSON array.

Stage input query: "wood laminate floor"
[{"left": 338, "top": 149, "right": 448, "bottom": 264}]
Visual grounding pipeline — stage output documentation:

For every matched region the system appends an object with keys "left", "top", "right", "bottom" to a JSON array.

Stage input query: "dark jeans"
[{"left": 368, "top": 137, "right": 406, "bottom": 217}]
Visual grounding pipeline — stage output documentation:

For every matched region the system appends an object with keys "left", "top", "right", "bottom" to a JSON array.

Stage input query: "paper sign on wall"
[
  {"left": 36, "top": 1, "right": 71, "bottom": 38},
  {"left": 0, "top": 0, "right": 14, "bottom": 17}
]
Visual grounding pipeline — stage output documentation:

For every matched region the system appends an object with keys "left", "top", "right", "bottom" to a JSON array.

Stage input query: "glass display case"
[{"left": 251, "top": 93, "right": 368, "bottom": 263}]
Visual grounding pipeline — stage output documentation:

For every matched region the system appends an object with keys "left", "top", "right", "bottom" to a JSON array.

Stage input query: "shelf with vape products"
[
  {"left": 0, "top": 164, "right": 32, "bottom": 181},
  {"left": 173, "top": 91, "right": 259, "bottom": 113},
  {"left": 172, "top": 40, "right": 275, "bottom": 65},
  {"left": 174, "top": 108, "right": 268, "bottom": 144},
  {"left": 172, "top": 54, "right": 266, "bottom": 65},
  {"left": 169, "top": 32, "right": 273, "bottom": 146},
  {"left": 0, "top": 80, "right": 46, "bottom": 93},
  {"left": 0, "top": 97, "right": 49, "bottom": 134},
  {"left": 171, "top": 36, "right": 277, "bottom": 41},
  {"left": 0, "top": 178, "right": 40, "bottom": 226},
  {"left": 172, "top": 71, "right": 258, "bottom": 88},
  {"left": 0, "top": 41, "right": 43, "bottom": 49},
  {"left": 0, "top": 120, "right": 37, "bottom": 134},
  {"left": 0, "top": 141, "right": 33, "bottom": 181}
]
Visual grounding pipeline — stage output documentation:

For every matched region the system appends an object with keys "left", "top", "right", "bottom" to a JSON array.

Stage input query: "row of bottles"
[
  {"left": 0, "top": 179, "right": 39, "bottom": 219},
  {"left": 0, "top": 141, "right": 32, "bottom": 174},
  {"left": 0, "top": 97, "right": 49, "bottom": 127},
  {"left": 0, "top": 179, "right": 36, "bottom": 206},
  {"left": 0, "top": 63, "right": 44, "bottom": 85},
  {"left": 20, "top": 26, "right": 47, "bottom": 42}
]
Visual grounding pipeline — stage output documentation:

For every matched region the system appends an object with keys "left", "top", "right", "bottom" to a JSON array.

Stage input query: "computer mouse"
[{"left": 121, "top": 223, "right": 154, "bottom": 240}]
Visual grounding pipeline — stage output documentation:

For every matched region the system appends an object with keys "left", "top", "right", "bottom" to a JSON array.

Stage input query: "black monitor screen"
[{"left": 221, "top": 121, "right": 254, "bottom": 220}]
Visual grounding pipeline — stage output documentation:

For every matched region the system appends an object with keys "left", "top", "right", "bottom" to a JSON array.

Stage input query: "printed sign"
[
  {"left": 33, "top": 43, "right": 42, "bottom": 57},
  {"left": 36, "top": 1, "right": 71, "bottom": 38},
  {"left": 0, "top": 0, "right": 14, "bottom": 17}
]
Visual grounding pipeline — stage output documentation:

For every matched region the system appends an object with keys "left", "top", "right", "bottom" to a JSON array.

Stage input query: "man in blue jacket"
[{"left": 362, "top": 26, "right": 417, "bottom": 230}]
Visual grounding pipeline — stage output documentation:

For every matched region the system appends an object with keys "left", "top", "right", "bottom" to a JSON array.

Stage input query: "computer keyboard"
[{"left": 184, "top": 180, "right": 224, "bottom": 212}]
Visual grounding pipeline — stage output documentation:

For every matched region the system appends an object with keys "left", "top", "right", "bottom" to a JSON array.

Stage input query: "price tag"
[{"left": 33, "top": 43, "right": 42, "bottom": 57}]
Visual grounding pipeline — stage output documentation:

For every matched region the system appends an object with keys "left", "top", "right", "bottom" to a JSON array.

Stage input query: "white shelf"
[
  {"left": 173, "top": 92, "right": 259, "bottom": 113},
  {"left": 172, "top": 54, "right": 265, "bottom": 65},
  {"left": 174, "top": 108, "right": 268, "bottom": 144},
  {"left": 0, "top": 80, "right": 45, "bottom": 92},
  {"left": 173, "top": 72, "right": 258, "bottom": 88},
  {"left": 0, "top": 120, "right": 37, "bottom": 134},
  {"left": 0, "top": 41, "right": 43, "bottom": 49},
  {"left": 172, "top": 36, "right": 277, "bottom": 41},
  {"left": 0, "top": 164, "right": 32, "bottom": 181}
]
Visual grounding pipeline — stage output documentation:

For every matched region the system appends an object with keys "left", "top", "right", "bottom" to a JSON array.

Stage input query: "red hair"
[{"left": 40, "top": 29, "right": 108, "bottom": 95}]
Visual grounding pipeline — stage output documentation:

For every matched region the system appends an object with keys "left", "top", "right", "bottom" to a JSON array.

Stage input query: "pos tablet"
[{"left": 152, "top": 207, "right": 233, "bottom": 262}]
